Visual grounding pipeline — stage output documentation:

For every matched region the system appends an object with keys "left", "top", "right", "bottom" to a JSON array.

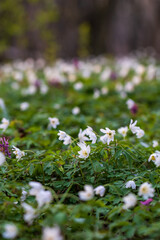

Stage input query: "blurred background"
[{"left": 1, "top": 0, "right": 160, "bottom": 62}]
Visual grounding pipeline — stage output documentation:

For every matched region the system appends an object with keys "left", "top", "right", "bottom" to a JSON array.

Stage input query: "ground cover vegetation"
[{"left": 0, "top": 56, "right": 160, "bottom": 239}]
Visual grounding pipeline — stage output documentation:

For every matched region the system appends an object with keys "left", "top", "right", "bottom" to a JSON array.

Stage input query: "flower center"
[
  {"left": 141, "top": 186, "right": 148, "bottom": 194},
  {"left": 82, "top": 150, "right": 88, "bottom": 157},
  {"left": 151, "top": 155, "right": 156, "bottom": 161}
]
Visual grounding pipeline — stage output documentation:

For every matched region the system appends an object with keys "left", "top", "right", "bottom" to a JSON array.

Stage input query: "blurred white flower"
[
  {"left": 74, "top": 82, "right": 83, "bottom": 90},
  {"left": 79, "top": 185, "right": 94, "bottom": 201},
  {"left": 0, "top": 118, "right": 9, "bottom": 132},
  {"left": 42, "top": 226, "right": 63, "bottom": 240},
  {"left": 0, "top": 98, "right": 5, "bottom": 111},
  {"left": 3, "top": 224, "right": 18, "bottom": 239},
  {"left": 101, "top": 87, "right": 108, "bottom": 95},
  {"left": 123, "top": 193, "right": 137, "bottom": 210},
  {"left": 126, "top": 99, "right": 135, "bottom": 109},
  {"left": 125, "top": 180, "right": 136, "bottom": 189},
  {"left": 20, "top": 102, "right": 29, "bottom": 111},
  {"left": 129, "top": 119, "right": 139, "bottom": 134},
  {"left": 118, "top": 126, "right": 128, "bottom": 137},
  {"left": 36, "top": 189, "right": 52, "bottom": 208},
  {"left": 94, "top": 186, "right": 105, "bottom": 197},
  {"left": 153, "top": 140, "right": 158, "bottom": 148},
  {"left": 0, "top": 151, "right": 6, "bottom": 166},
  {"left": 138, "top": 182, "right": 154, "bottom": 199},
  {"left": 22, "top": 203, "right": 36, "bottom": 224},
  {"left": 48, "top": 117, "right": 59, "bottom": 129},
  {"left": 93, "top": 89, "right": 100, "bottom": 99},
  {"left": 136, "top": 129, "right": 145, "bottom": 139},
  {"left": 72, "top": 107, "right": 80, "bottom": 115}
]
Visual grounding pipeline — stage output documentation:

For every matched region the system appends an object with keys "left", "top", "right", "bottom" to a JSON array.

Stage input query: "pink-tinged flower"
[
  {"left": 141, "top": 198, "right": 153, "bottom": 205},
  {"left": 131, "top": 104, "right": 138, "bottom": 115}
]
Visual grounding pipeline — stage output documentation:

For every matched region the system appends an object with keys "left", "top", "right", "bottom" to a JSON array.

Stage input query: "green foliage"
[{"left": 0, "top": 57, "right": 160, "bottom": 239}]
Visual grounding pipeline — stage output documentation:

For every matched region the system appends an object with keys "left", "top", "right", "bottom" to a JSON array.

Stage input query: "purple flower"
[
  {"left": 131, "top": 104, "right": 138, "bottom": 115},
  {"left": 0, "top": 137, "right": 11, "bottom": 158},
  {"left": 141, "top": 198, "right": 153, "bottom": 206},
  {"left": 110, "top": 72, "right": 117, "bottom": 80}
]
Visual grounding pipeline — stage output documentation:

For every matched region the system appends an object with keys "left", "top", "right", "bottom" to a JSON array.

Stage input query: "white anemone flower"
[
  {"left": 129, "top": 119, "right": 139, "bottom": 134},
  {"left": 0, "top": 151, "right": 6, "bottom": 166},
  {"left": 3, "top": 224, "right": 18, "bottom": 239},
  {"left": 48, "top": 117, "right": 59, "bottom": 129},
  {"left": 148, "top": 151, "right": 160, "bottom": 167},
  {"left": 94, "top": 186, "right": 105, "bottom": 197},
  {"left": 77, "top": 142, "right": 90, "bottom": 159},
  {"left": 126, "top": 99, "right": 135, "bottom": 109},
  {"left": 78, "top": 185, "right": 94, "bottom": 201},
  {"left": 22, "top": 203, "right": 36, "bottom": 224},
  {"left": 125, "top": 180, "right": 136, "bottom": 189},
  {"left": 118, "top": 126, "right": 128, "bottom": 138},
  {"left": 36, "top": 189, "right": 52, "bottom": 208},
  {"left": 72, "top": 107, "right": 80, "bottom": 115},
  {"left": 20, "top": 102, "right": 29, "bottom": 111},
  {"left": 153, "top": 140, "right": 158, "bottom": 148},
  {"left": 42, "top": 226, "right": 63, "bottom": 240},
  {"left": 0, "top": 118, "right": 9, "bottom": 132},
  {"left": 84, "top": 126, "right": 97, "bottom": 144},
  {"left": 57, "top": 131, "right": 72, "bottom": 145},
  {"left": 136, "top": 129, "right": 145, "bottom": 138},
  {"left": 123, "top": 193, "right": 137, "bottom": 210},
  {"left": 12, "top": 146, "right": 25, "bottom": 161},
  {"left": 78, "top": 129, "right": 89, "bottom": 143},
  {"left": 100, "top": 127, "right": 115, "bottom": 145},
  {"left": 138, "top": 182, "right": 154, "bottom": 199}
]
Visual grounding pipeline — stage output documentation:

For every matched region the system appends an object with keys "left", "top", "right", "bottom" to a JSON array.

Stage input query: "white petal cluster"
[
  {"left": 20, "top": 102, "right": 29, "bottom": 111},
  {"left": 78, "top": 129, "right": 89, "bottom": 143},
  {"left": 84, "top": 126, "right": 97, "bottom": 144},
  {"left": 138, "top": 182, "right": 154, "bottom": 199},
  {"left": 153, "top": 140, "right": 158, "bottom": 148},
  {"left": 126, "top": 99, "right": 135, "bottom": 109},
  {"left": 0, "top": 151, "right": 6, "bottom": 166},
  {"left": 0, "top": 118, "right": 9, "bottom": 132},
  {"left": 123, "top": 193, "right": 137, "bottom": 209},
  {"left": 148, "top": 151, "right": 160, "bottom": 167},
  {"left": 57, "top": 130, "right": 72, "bottom": 145},
  {"left": 29, "top": 181, "right": 52, "bottom": 208},
  {"left": 12, "top": 146, "right": 25, "bottom": 161},
  {"left": 72, "top": 106, "right": 80, "bottom": 115},
  {"left": 22, "top": 203, "right": 36, "bottom": 224},
  {"left": 129, "top": 119, "right": 144, "bottom": 138},
  {"left": 94, "top": 185, "right": 105, "bottom": 197},
  {"left": 78, "top": 185, "right": 94, "bottom": 201},
  {"left": 125, "top": 180, "right": 136, "bottom": 189},
  {"left": 48, "top": 117, "right": 60, "bottom": 129},
  {"left": 118, "top": 126, "right": 128, "bottom": 137},
  {"left": 77, "top": 142, "right": 90, "bottom": 159},
  {"left": 3, "top": 224, "right": 18, "bottom": 239},
  {"left": 100, "top": 127, "right": 115, "bottom": 145},
  {"left": 42, "top": 226, "right": 63, "bottom": 240}
]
